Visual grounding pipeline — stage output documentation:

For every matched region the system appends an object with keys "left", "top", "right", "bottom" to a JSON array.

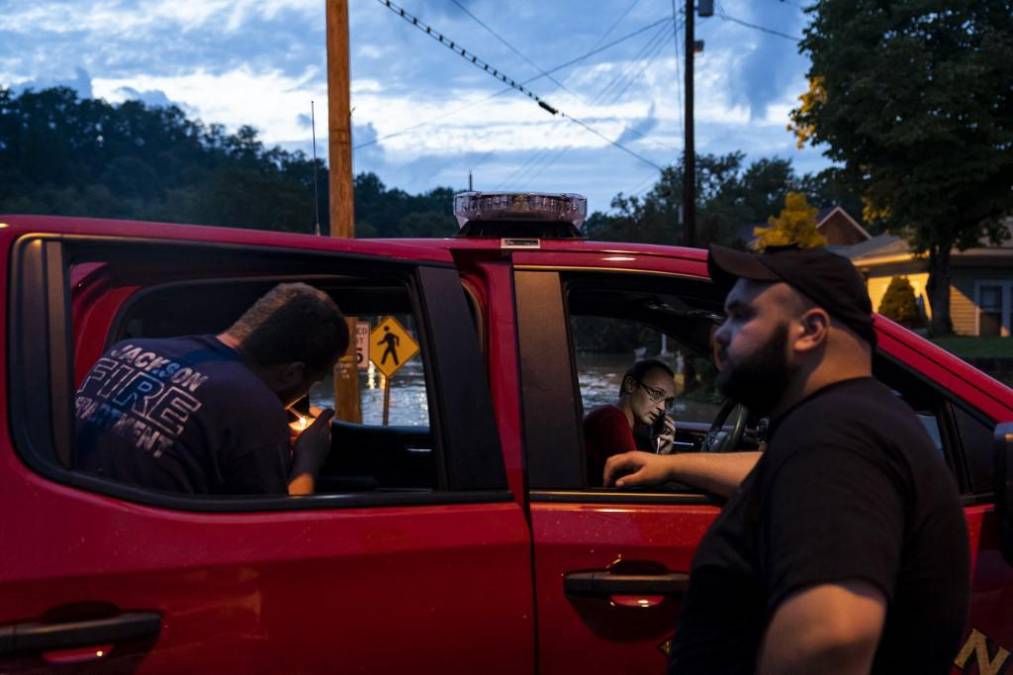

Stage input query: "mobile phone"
[{"left": 651, "top": 415, "right": 667, "bottom": 452}]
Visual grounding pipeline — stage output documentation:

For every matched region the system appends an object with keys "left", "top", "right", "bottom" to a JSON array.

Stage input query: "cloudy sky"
[{"left": 0, "top": 0, "right": 830, "bottom": 212}]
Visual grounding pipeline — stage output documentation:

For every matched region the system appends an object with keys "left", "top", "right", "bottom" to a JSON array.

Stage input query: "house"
[
  {"left": 834, "top": 220, "right": 1013, "bottom": 337},
  {"left": 738, "top": 205, "right": 871, "bottom": 248},
  {"left": 812, "top": 206, "right": 871, "bottom": 247}
]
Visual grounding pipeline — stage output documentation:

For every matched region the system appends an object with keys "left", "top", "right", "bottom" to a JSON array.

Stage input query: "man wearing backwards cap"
[{"left": 605, "top": 245, "right": 969, "bottom": 674}]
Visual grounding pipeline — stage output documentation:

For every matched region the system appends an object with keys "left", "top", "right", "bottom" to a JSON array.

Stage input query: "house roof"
[
  {"left": 817, "top": 205, "right": 871, "bottom": 240},
  {"left": 839, "top": 217, "right": 1013, "bottom": 265},
  {"left": 833, "top": 233, "right": 909, "bottom": 261}
]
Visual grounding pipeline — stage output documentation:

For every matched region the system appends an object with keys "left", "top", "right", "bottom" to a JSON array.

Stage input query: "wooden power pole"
[
  {"left": 683, "top": 0, "right": 696, "bottom": 248},
  {"left": 327, "top": 0, "right": 355, "bottom": 238},
  {"left": 326, "top": 0, "right": 361, "bottom": 423}
]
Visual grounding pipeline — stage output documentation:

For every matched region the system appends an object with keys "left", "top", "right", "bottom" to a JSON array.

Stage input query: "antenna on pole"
[{"left": 311, "top": 100, "right": 321, "bottom": 236}]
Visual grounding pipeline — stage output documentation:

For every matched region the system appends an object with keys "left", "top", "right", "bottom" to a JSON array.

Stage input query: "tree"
[
  {"left": 0, "top": 86, "right": 463, "bottom": 237},
  {"left": 585, "top": 153, "right": 862, "bottom": 248},
  {"left": 753, "top": 191, "right": 827, "bottom": 250},
  {"left": 878, "top": 276, "right": 924, "bottom": 328},
  {"left": 789, "top": 0, "right": 1013, "bottom": 334}
]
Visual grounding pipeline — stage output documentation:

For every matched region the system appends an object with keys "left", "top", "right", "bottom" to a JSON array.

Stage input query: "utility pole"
[
  {"left": 683, "top": 0, "right": 696, "bottom": 247},
  {"left": 327, "top": 0, "right": 354, "bottom": 238},
  {"left": 326, "top": 0, "right": 361, "bottom": 423}
]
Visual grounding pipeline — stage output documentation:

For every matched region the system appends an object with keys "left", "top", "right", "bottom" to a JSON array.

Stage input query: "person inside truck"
[
  {"left": 583, "top": 358, "right": 677, "bottom": 486},
  {"left": 606, "top": 244, "right": 969, "bottom": 674},
  {"left": 75, "top": 282, "right": 348, "bottom": 497}
]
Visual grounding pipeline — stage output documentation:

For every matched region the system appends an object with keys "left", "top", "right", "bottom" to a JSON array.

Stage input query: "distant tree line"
[
  {"left": 0, "top": 85, "right": 862, "bottom": 246},
  {"left": 0, "top": 86, "right": 459, "bottom": 237}
]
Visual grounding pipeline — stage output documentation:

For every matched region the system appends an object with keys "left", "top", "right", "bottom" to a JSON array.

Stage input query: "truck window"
[
  {"left": 571, "top": 315, "right": 724, "bottom": 432},
  {"left": 514, "top": 268, "right": 733, "bottom": 493},
  {"left": 11, "top": 237, "right": 506, "bottom": 511}
]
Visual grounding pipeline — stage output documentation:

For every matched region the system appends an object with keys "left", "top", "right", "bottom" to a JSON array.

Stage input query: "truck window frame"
[
  {"left": 515, "top": 266, "right": 991, "bottom": 503},
  {"left": 9, "top": 234, "right": 509, "bottom": 512},
  {"left": 515, "top": 268, "right": 720, "bottom": 504}
]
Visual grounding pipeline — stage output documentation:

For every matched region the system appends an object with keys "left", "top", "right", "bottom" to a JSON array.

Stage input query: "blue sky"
[{"left": 0, "top": 0, "right": 831, "bottom": 213}]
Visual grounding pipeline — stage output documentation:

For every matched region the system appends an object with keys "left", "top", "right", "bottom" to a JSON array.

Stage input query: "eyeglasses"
[{"left": 637, "top": 381, "right": 676, "bottom": 410}]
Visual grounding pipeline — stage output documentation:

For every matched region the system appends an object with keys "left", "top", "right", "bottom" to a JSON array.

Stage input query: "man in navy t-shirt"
[{"left": 75, "top": 283, "right": 349, "bottom": 496}]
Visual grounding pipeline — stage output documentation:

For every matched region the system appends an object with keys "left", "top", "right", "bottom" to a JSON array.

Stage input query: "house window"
[{"left": 976, "top": 282, "right": 1011, "bottom": 337}]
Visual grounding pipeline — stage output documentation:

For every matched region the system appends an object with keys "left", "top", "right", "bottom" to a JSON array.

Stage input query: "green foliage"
[
  {"left": 0, "top": 86, "right": 458, "bottom": 236},
  {"left": 790, "top": 0, "right": 1013, "bottom": 334},
  {"left": 878, "top": 276, "right": 924, "bottom": 328},
  {"left": 754, "top": 192, "right": 827, "bottom": 250},
  {"left": 352, "top": 174, "right": 457, "bottom": 238},
  {"left": 583, "top": 152, "right": 863, "bottom": 248}
]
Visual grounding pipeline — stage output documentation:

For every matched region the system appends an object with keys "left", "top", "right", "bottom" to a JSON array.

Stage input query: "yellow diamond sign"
[{"left": 369, "top": 316, "right": 420, "bottom": 379}]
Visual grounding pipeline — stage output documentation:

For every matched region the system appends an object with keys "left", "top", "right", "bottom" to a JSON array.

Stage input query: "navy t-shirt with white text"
[{"left": 75, "top": 335, "right": 291, "bottom": 495}]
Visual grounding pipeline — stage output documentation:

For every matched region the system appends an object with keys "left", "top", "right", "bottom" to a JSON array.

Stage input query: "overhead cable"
[
  {"left": 717, "top": 10, "right": 802, "bottom": 41},
  {"left": 375, "top": 0, "right": 559, "bottom": 111},
  {"left": 355, "top": 15, "right": 671, "bottom": 150},
  {"left": 501, "top": 19, "right": 676, "bottom": 189},
  {"left": 373, "top": 0, "right": 665, "bottom": 171},
  {"left": 448, "top": 0, "right": 578, "bottom": 101}
]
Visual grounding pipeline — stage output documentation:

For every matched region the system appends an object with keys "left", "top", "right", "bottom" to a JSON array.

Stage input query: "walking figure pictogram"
[
  {"left": 378, "top": 326, "right": 400, "bottom": 366},
  {"left": 369, "top": 316, "right": 418, "bottom": 379}
]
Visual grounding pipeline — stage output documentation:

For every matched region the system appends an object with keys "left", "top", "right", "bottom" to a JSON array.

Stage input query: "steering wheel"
[{"left": 700, "top": 399, "right": 748, "bottom": 453}]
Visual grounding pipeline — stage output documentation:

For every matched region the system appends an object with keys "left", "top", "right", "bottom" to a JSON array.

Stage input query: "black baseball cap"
[{"left": 708, "top": 244, "right": 877, "bottom": 348}]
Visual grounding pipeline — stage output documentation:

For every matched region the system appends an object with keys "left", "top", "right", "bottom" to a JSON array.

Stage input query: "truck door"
[
  {"left": 0, "top": 222, "right": 533, "bottom": 673},
  {"left": 875, "top": 326, "right": 1013, "bottom": 675},
  {"left": 514, "top": 262, "right": 725, "bottom": 675},
  {"left": 515, "top": 254, "right": 1013, "bottom": 675}
]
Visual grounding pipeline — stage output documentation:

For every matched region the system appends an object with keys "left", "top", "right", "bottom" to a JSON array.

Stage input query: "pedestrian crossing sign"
[{"left": 369, "top": 316, "right": 420, "bottom": 379}]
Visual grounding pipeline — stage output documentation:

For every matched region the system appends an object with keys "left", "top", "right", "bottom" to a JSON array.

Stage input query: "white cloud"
[
  {"left": 0, "top": 0, "right": 320, "bottom": 35},
  {"left": 93, "top": 66, "right": 327, "bottom": 142},
  {"left": 1, "top": 0, "right": 830, "bottom": 213}
]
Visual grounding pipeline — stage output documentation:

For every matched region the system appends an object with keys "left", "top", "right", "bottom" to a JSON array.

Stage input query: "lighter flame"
[{"left": 289, "top": 414, "right": 312, "bottom": 433}]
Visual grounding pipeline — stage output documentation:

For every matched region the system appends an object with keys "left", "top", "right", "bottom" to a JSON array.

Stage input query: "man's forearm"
[{"left": 668, "top": 451, "right": 760, "bottom": 497}]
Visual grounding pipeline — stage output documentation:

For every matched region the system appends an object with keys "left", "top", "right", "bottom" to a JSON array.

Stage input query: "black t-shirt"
[
  {"left": 75, "top": 335, "right": 291, "bottom": 495},
  {"left": 669, "top": 377, "right": 970, "bottom": 674}
]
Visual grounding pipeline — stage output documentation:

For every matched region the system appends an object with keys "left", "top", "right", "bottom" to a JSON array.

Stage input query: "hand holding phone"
[{"left": 653, "top": 414, "right": 676, "bottom": 454}]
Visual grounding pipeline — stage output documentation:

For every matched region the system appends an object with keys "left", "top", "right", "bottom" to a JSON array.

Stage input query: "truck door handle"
[
  {"left": 564, "top": 571, "right": 690, "bottom": 597},
  {"left": 0, "top": 612, "right": 161, "bottom": 655}
]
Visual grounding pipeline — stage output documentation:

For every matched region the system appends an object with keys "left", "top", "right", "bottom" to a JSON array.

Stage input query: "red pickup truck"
[{"left": 1, "top": 198, "right": 1011, "bottom": 673}]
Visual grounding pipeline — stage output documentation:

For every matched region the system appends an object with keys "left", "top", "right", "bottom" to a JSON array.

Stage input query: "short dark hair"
[
  {"left": 620, "top": 358, "right": 675, "bottom": 397},
  {"left": 228, "top": 283, "right": 348, "bottom": 373}
]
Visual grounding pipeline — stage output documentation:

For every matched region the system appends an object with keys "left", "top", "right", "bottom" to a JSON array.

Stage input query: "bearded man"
[{"left": 604, "top": 244, "right": 969, "bottom": 674}]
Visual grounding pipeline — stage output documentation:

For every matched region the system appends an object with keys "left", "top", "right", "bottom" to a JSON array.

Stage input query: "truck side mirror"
[{"left": 995, "top": 422, "right": 1013, "bottom": 565}]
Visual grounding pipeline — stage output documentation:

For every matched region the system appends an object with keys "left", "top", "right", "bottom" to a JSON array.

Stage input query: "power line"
[
  {"left": 356, "top": 15, "right": 671, "bottom": 150},
  {"left": 372, "top": 1, "right": 666, "bottom": 171},
  {"left": 448, "top": 0, "right": 578, "bottom": 101},
  {"left": 596, "top": 20, "right": 672, "bottom": 104},
  {"left": 519, "top": 17, "right": 672, "bottom": 88},
  {"left": 716, "top": 10, "right": 802, "bottom": 41},
  {"left": 503, "top": 20, "right": 676, "bottom": 189},
  {"left": 375, "top": 0, "right": 560, "bottom": 112},
  {"left": 565, "top": 115, "right": 664, "bottom": 170},
  {"left": 600, "top": 0, "right": 644, "bottom": 44},
  {"left": 609, "top": 23, "right": 677, "bottom": 104}
]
